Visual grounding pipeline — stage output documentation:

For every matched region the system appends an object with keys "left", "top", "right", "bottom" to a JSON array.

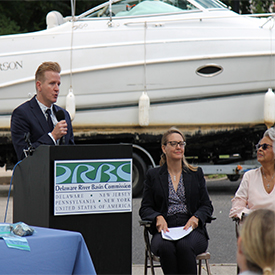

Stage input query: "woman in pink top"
[{"left": 229, "top": 127, "right": 275, "bottom": 219}]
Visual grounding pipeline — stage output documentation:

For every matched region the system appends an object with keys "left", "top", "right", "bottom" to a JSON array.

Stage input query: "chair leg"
[
  {"left": 198, "top": 259, "right": 202, "bottom": 275},
  {"left": 149, "top": 256, "right": 155, "bottom": 275},
  {"left": 144, "top": 250, "right": 148, "bottom": 275},
  {"left": 205, "top": 259, "right": 211, "bottom": 275}
]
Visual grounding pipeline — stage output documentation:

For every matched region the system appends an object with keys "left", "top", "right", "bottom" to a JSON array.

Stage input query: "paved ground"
[
  {"left": 0, "top": 186, "right": 13, "bottom": 224},
  {"left": 0, "top": 167, "right": 12, "bottom": 185},
  {"left": 132, "top": 264, "right": 237, "bottom": 275}
]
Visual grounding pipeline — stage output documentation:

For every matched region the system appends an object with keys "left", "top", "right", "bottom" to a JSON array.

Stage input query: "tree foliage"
[
  {"left": 222, "top": 0, "right": 251, "bottom": 14},
  {"left": 223, "top": 0, "right": 275, "bottom": 14},
  {"left": 251, "top": 0, "right": 274, "bottom": 13},
  {"left": 0, "top": 0, "right": 273, "bottom": 35},
  {"left": 0, "top": 0, "right": 104, "bottom": 35}
]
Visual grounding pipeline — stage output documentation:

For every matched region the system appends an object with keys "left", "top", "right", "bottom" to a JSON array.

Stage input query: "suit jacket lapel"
[
  {"left": 183, "top": 171, "right": 192, "bottom": 213},
  {"left": 29, "top": 96, "right": 48, "bottom": 131},
  {"left": 159, "top": 164, "right": 169, "bottom": 208},
  {"left": 52, "top": 104, "right": 58, "bottom": 116}
]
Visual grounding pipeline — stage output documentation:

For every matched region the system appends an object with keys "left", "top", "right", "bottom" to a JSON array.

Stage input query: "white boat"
[
  {"left": 0, "top": 0, "right": 274, "bottom": 193},
  {"left": 1, "top": 0, "right": 275, "bottom": 128}
]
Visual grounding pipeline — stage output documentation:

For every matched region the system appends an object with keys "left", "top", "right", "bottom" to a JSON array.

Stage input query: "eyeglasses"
[
  {"left": 166, "top": 141, "right": 186, "bottom": 147},
  {"left": 255, "top": 143, "right": 273, "bottom": 151}
]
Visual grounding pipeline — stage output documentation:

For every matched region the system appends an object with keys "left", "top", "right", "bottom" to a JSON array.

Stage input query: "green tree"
[
  {"left": 222, "top": 0, "right": 251, "bottom": 14},
  {"left": 239, "top": 0, "right": 252, "bottom": 14},
  {"left": 251, "top": 0, "right": 273, "bottom": 13},
  {"left": 0, "top": 0, "right": 103, "bottom": 35},
  {"left": 0, "top": 2, "right": 22, "bottom": 35},
  {"left": 0, "top": 14, "right": 21, "bottom": 35},
  {"left": 222, "top": 0, "right": 275, "bottom": 14}
]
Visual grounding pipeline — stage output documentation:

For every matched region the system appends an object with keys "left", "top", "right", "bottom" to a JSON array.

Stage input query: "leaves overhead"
[
  {"left": 223, "top": 0, "right": 275, "bottom": 14},
  {"left": 0, "top": 0, "right": 104, "bottom": 35}
]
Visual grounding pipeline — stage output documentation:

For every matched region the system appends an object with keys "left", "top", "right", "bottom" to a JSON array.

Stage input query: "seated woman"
[
  {"left": 229, "top": 127, "right": 275, "bottom": 220},
  {"left": 237, "top": 209, "right": 275, "bottom": 275},
  {"left": 139, "top": 127, "right": 213, "bottom": 275}
]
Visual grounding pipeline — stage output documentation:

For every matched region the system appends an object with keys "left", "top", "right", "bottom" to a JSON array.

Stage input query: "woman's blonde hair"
[
  {"left": 159, "top": 127, "right": 197, "bottom": 172},
  {"left": 240, "top": 209, "right": 275, "bottom": 275}
]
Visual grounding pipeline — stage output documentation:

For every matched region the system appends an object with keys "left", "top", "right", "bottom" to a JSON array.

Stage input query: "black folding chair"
[{"left": 139, "top": 219, "right": 214, "bottom": 275}]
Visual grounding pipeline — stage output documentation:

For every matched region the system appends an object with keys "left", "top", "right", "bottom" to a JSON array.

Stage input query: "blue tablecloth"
[{"left": 0, "top": 225, "right": 97, "bottom": 274}]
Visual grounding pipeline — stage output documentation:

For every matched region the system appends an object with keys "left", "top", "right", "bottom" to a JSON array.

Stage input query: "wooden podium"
[{"left": 13, "top": 144, "right": 132, "bottom": 275}]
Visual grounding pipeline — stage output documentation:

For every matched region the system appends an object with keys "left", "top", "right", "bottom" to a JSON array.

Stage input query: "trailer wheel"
[
  {"left": 227, "top": 174, "right": 240, "bottom": 181},
  {"left": 132, "top": 153, "right": 146, "bottom": 197}
]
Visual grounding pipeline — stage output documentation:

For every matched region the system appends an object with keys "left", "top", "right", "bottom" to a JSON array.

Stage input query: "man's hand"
[
  {"left": 156, "top": 215, "right": 169, "bottom": 233},
  {"left": 52, "top": 120, "right": 68, "bottom": 141}
]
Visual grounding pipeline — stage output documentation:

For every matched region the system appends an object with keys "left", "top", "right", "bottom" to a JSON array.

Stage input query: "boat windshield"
[
  {"left": 82, "top": 0, "right": 226, "bottom": 18},
  {"left": 192, "top": 0, "right": 225, "bottom": 9}
]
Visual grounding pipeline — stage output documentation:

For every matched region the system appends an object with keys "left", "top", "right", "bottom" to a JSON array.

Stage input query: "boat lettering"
[
  {"left": 0, "top": 61, "right": 23, "bottom": 71},
  {"left": 73, "top": 23, "right": 88, "bottom": 30}
]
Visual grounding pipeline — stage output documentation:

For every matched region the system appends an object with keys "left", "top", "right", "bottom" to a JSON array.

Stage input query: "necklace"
[
  {"left": 262, "top": 169, "right": 275, "bottom": 189},
  {"left": 168, "top": 170, "right": 181, "bottom": 182},
  {"left": 169, "top": 173, "right": 176, "bottom": 181}
]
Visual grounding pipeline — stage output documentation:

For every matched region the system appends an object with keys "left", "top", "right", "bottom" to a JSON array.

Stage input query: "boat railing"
[
  {"left": 260, "top": 15, "right": 275, "bottom": 28},
  {"left": 121, "top": 13, "right": 275, "bottom": 27}
]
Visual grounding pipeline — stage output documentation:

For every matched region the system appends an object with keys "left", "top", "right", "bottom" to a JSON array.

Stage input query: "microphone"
[
  {"left": 55, "top": 110, "right": 65, "bottom": 145},
  {"left": 56, "top": 110, "right": 65, "bottom": 121}
]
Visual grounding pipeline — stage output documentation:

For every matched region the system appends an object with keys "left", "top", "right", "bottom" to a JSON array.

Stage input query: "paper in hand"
[{"left": 161, "top": 226, "right": 193, "bottom": 241}]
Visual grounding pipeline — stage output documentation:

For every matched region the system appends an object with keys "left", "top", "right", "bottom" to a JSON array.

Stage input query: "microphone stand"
[{"left": 23, "top": 132, "right": 35, "bottom": 157}]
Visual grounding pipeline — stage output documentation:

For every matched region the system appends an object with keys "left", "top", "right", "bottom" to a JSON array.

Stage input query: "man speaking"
[{"left": 11, "top": 61, "right": 74, "bottom": 161}]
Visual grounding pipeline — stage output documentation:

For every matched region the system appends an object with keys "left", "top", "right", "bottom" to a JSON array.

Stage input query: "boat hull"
[{"left": 0, "top": 51, "right": 272, "bottom": 128}]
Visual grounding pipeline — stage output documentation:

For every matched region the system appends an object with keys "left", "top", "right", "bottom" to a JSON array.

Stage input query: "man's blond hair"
[{"left": 35, "top": 62, "right": 61, "bottom": 83}]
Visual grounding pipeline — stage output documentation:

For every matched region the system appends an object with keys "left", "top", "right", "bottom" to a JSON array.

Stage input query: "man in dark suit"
[{"left": 11, "top": 61, "right": 74, "bottom": 161}]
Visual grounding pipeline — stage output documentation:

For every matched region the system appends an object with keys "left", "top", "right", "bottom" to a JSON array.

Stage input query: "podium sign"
[
  {"left": 13, "top": 144, "right": 132, "bottom": 275},
  {"left": 54, "top": 159, "right": 132, "bottom": 215}
]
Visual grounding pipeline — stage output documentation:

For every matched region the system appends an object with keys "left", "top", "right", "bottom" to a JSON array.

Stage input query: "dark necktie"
[{"left": 46, "top": 109, "right": 54, "bottom": 131}]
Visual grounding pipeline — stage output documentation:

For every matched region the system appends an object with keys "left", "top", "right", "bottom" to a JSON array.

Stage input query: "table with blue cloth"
[{"left": 0, "top": 225, "right": 97, "bottom": 274}]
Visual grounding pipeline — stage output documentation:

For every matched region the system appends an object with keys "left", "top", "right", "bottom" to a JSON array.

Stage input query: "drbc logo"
[{"left": 55, "top": 160, "right": 131, "bottom": 184}]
